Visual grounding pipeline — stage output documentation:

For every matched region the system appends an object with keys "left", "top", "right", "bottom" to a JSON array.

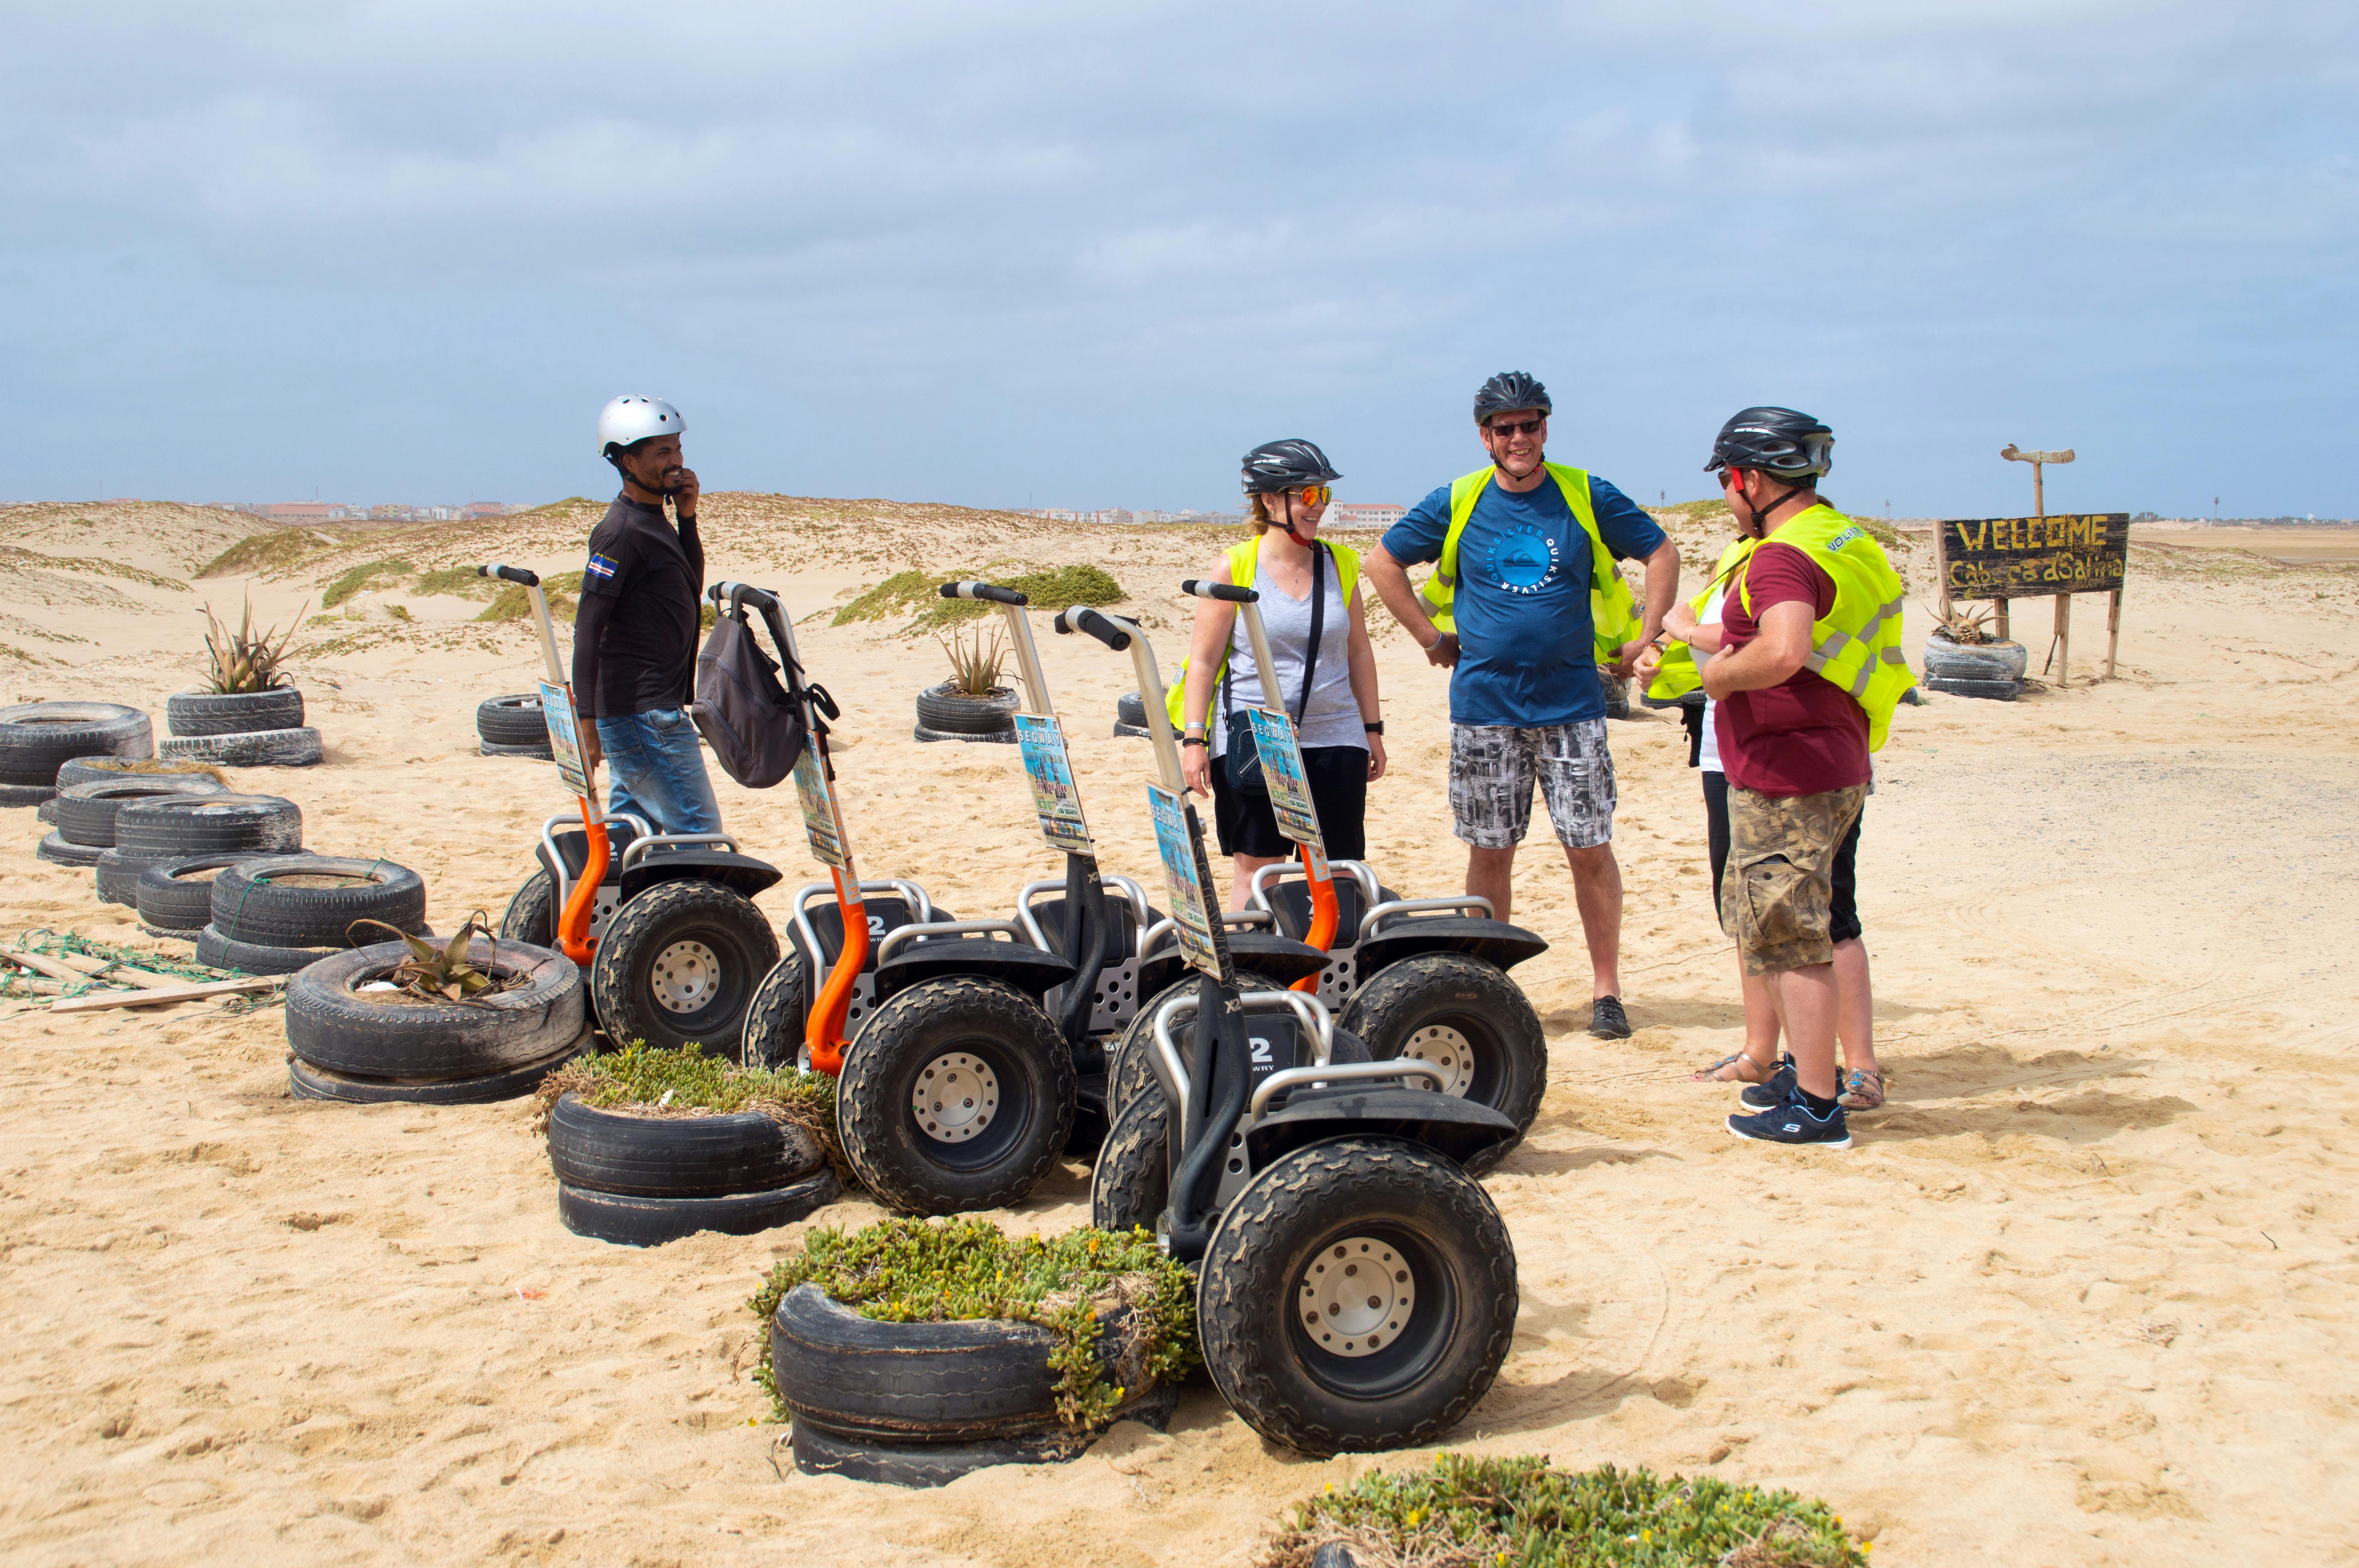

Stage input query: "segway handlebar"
[
  {"left": 1181, "top": 579, "right": 1258, "bottom": 603},
  {"left": 1054, "top": 605, "right": 1131, "bottom": 652},
  {"left": 941, "top": 581, "right": 1028, "bottom": 606},
  {"left": 479, "top": 563, "right": 540, "bottom": 587}
]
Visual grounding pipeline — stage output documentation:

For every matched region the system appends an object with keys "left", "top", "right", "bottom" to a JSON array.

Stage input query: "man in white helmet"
[{"left": 570, "top": 395, "right": 721, "bottom": 835}]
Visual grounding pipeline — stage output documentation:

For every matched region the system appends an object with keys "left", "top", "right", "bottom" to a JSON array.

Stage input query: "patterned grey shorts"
[{"left": 1448, "top": 719, "right": 1617, "bottom": 850}]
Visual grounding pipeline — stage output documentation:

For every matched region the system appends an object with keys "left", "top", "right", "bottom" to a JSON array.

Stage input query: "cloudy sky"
[{"left": 3, "top": 1, "right": 2352, "bottom": 517}]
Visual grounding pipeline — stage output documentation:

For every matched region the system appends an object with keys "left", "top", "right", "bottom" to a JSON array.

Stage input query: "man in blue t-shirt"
[{"left": 1363, "top": 371, "right": 1680, "bottom": 1039}]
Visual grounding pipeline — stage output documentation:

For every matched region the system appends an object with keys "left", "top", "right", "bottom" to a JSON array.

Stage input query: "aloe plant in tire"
[{"left": 171, "top": 593, "right": 308, "bottom": 736}]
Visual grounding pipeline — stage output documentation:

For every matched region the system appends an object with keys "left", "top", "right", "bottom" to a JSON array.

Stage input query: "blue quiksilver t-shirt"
[{"left": 1382, "top": 472, "right": 1665, "bottom": 728}]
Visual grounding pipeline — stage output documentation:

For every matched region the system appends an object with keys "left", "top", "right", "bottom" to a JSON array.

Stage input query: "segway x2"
[
  {"left": 715, "top": 581, "right": 1080, "bottom": 1216},
  {"left": 1058, "top": 590, "right": 1521, "bottom": 1457},
  {"left": 484, "top": 563, "right": 784, "bottom": 1053}
]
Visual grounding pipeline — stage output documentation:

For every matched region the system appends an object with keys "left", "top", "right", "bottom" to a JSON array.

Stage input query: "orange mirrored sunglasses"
[{"left": 1295, "top": 484, "right": 1333, "bottom": 505}]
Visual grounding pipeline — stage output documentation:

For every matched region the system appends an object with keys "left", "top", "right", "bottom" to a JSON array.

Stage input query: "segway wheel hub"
[
  {"left": 1401, "top": 1024, "right": 1474, "bottom": 1097},
  {"left": 1301, "top": 1239, "right": 1416, "bottom": 1358},
  {"left": 914, "top": 1052, "right": 1000, "bottom": 1143},
  {"left": 651, "top": 940, "right": 724, "bottom": 1014}
]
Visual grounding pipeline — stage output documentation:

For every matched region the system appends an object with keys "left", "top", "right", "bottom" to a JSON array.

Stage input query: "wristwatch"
[
  {"left": 1181, "top": 737, "right": 1208, "bottom": 749},
  {"left": 1363, "top": 721, "right": 1385, "bottom": 735}
]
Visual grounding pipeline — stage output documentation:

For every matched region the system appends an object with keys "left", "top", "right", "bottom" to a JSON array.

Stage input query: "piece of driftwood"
[{"left": 48, "top": 976, "right": 285, "bottom": 1014}]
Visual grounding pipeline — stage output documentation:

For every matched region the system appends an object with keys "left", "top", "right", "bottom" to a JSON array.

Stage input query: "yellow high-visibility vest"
[
  {"left": 1416, "top": 462, "right": 1641, "bottom": 662},
  {"left": 1735, "top": 505, "right": 1913, "bottom": 752},
  {"left": 1166, "top": 533, "right": 1362, "bottom": 731},
  {"left": 1644, "top": 535, "right": 1757, "bottom": 703}
]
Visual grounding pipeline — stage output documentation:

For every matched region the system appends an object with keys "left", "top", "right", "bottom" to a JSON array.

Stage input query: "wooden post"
[
  {"left": 2105, "top": 588, "right": 2123, "bottom": 679},
  {"left": 1934, "top": 521, "right": 1952, "bottom": 625},
  {"left": 2053, "top": 593, "right": 2071, "bottom": 687}
]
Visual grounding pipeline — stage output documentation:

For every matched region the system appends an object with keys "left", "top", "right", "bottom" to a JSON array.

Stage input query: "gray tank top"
[{"left": 1214, "top": 545, "right": 1365, "bottom": 757}]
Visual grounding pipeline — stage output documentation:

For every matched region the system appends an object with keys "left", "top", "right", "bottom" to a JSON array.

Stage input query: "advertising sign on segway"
[
  {"left": 1013, "top": 713, "right": 1093, "bottom": 856},
  {"left": 1147, "top": 782, "right": 1225, "bottom": 981},
  {"left": 536, "top": 680, "right": 592, "bottom": 799}
]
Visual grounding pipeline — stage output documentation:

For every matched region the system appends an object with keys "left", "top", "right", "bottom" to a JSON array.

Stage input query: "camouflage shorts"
[
  {"left": 1448, "top": 719, "right": 1616, "bottom": 850},
  {"left": 1720, "top": 783, "right": 1868, "bottom": 976}
]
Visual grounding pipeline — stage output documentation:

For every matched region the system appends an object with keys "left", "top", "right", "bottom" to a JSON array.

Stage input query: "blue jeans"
[{"left": 597, "top": 708, "right": 722, "bottom": 836}]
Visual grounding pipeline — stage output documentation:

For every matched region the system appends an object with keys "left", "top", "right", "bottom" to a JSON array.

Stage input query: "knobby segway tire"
[
  {"left": 114, "top": 793, "right": 302, "bottom": 857},
  {"left": 1337, "top": 952, "right": 1546, "bottom": 1176},
  {"left": 740, "top": 956, "right": 806, "bottom": 1070},
  {"left": 166, "top": 688, "right": 305, "bottom": 737},
  {"left": 209, "top": 855, "right": 427, "bottom": 947},
  {"left": 52, "top": 777, "right": 226, "bottom": 847},
  {"left": 1107, "top": 969, "right": 1286, "bottom": 1117},
  {"left": 285, "top": 937, "right": 584, "bottom": 1079},
  {"left": 1923, "top": 674, "right": 2021, "bottom": 701},
  {"left": 287, "top": 1028, "right": 590, "bottom": 1105},
  {"left": 1198, "top": 1137, "right": 1517, "bottom": 1457},
  {"left": 137, "top": 853, "right": 304, "bottom": 933},
  {"left": 500, "top": 869, "right": 557, "bottom": 947},
  {"left": 589, "top": 879, "right": 779, "bottom": 1053},
  {"left": 37, "top": 831, "right": 104, "bottom": 867},
  {"left": 161, "top": 727, "right": 325, "bottom": 767},
  {"left": 0, "top": 702, "right": 152, "bottom": 787},
  {"left": 1090, "top": 1079, "right": 1171, "bottom": 1235},
  {"left": 837, "top": 976, "right": 1075, "bottom": 1216},
  {"left": 54, "top": 756, "right": 223, "bottom": 792},
  {"left": 556, "top": 1169, "right": 840, "bottom": 1246},
  {"left": 546, "top": 1092, "right": 826, "bottom": 1198}
]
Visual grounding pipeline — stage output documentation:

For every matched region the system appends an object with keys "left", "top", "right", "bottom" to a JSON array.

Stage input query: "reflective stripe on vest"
[
  {"left": 1165, "top": 533, "right": 1362, "bottom": 732},
  {"left": 1735, "top": 506, "right": 1914, "bottom": 752},
  {"left": 1643, "top": 534, "right": 1757, "bottom": 704},
  {"left": 1417, "top": 463, "right": 1641, "bottom": 661}
]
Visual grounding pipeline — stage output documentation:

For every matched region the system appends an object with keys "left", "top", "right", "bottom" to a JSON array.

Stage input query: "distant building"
[
  {"left": 371, "top": 504, "right": 413, "bottom": 521},
  {"left": 262, "top": 502, "right": 337, "bottom": 522},
  {"left": 1331, "top": 503, "right": 1405, "bottom": 530},
  {"left": 463, "top": 502, "right": 510, "bottom": 518}
]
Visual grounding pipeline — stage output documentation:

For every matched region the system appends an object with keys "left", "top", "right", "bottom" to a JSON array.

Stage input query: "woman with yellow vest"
[{"left": 1176, "top": 440, "right": 1387, "bottom": 909}]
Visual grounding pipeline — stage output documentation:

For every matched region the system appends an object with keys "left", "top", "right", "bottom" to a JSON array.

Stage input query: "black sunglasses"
[{"left": 1487, "top": 416, "right": 1545, "bottom": 438}]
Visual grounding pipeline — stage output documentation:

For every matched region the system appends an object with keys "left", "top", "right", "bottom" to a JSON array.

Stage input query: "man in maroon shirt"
[{"left": 1698, "top": 407, "right": 1872, "bottom": 1150}]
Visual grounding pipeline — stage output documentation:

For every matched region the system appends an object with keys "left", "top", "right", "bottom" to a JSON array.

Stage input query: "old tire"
[
  {"left": 1090, "top": 1079, "right": 1171, "bottom": 1235},
  {"left": 37, "top": 831, "right": 104, "bottom": 868},
  {"left": 740, "top": 957, "right": 806, "bottom": 1070},
  {"left": 115, "top": 793, "right": 301, "bottom": 857},
  {"left": 589, "top": 879, "right": 780, "bottom": 1054},
  {"left": 787, "top": 1416, "right": 1151, "bottom": 1488},
  {"left": 1106, "top": 970, "right": 1287, "bottom": 1118},
  {"left": 198, "top": 925, "right": 347, "bottom": 975},
  {"left": 1197, "top": 1137, "right": 1517, "bottom": 1457},
  {"left": 557, "top": 1169, "right": 840, "bottom": 1246},
  {"left": 837, "top": 976, "right": 1075, "bottom": 1216},
  {"left": 285, "top": 936, "right": 584, "bottom": 1079},
  {"left": 161, "top": 727, "right": 325, "bottom": 767},
  {"left": 55, "top": 756, "right": 224, "bottom": 791},
  {"left": 52, "top": 777, "right": 227, "bottom": 847},
  {"left": 0, "top": 702, "right": 152, "bottom": 786},
  {"left": 288, "top": 1028, "right": 589, "bottom": 1105},
  {"left": 209, "top": 855, "right": 427, "bottom": 947},
  {"left": 913, "top": 722, "right": 1019, "bottom": 745},
  {"left": 1923, "top": 636, "right": 2028, "bottom": 682},
  {"left": 138, "top": 853, "right": 308, "bottom": 933},
  {"left": 475, "top": 693, "right": 551, "bottom": 749},
  {"left": 914, "top": 682, "right": 1019, "bottom": 739},
  {"left": 1116, "top": 691, "right": 1148, "bottom": 728},
  {"left": 1337, "top": 952, "right": 1546, "bottom": 1176},
  {"left": 546, "top": 1092, "right": 825, "bottom": 1198},
  {"left": 95, "top": 850, "right": 157, "bottom": 906},
  {"left": 1924, "top": 674, "right": 2022, "bottom": 701},
  {"left": 167, "top": 688, "right": 305, "bottom": 737},
  {"left": 0, "top": 782, "right": 54, "bottom": 808}
]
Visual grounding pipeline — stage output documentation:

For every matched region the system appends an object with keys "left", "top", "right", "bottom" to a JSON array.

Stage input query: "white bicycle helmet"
[{"left": 596, "top": 395, "right": 684, "bottom": 458}]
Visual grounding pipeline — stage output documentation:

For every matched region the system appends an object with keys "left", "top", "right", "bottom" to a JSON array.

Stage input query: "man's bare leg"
[
  {"left": 1833, "top": 937, "right": 1877, "bottom": 1076},
  {"left": 1466, "top": 845, "right": 1518, "bottom": 926},
  {"left": 1228, "top": 852, "right": 1286, "bottom": 913},
  {"left": 1565, "top": 841, "right": 1623, "bottom": 1001},
  {"left": 1769, "top": 961, "right": 1841, "bottom": 1101}
]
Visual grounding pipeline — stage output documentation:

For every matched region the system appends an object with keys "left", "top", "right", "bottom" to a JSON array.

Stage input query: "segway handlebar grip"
[
  {"left": 1182, "top": 578, "right": 1258, "bottom": 603},
  {"left": 479, "top": 564, "right": 540, "bottom": 588},
  {"left": 711, "top": 580, "right": 779, "bottom": 613},
  {"left": 1055, "top": 605, "right": 1130, "bottom": 651},
  {"left": 941, "top": 581, "right": 1028, "bottom": 606}
]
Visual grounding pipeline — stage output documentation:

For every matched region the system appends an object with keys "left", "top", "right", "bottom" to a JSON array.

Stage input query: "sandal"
[
  {"left": 1689, "top": 1053, "right": 1774, "bottom": 1085},
  {"left": 1838, "top": 1069, "right": 1885, "bottom": 1111}
]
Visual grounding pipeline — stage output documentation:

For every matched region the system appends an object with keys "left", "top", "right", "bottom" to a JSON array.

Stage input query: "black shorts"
[
  {"left": 1210, "top": 744, "right": 1369, "bottom": 861},
  {"left": 1705, "top": 771, "right": 1861, "bottom": 944}
]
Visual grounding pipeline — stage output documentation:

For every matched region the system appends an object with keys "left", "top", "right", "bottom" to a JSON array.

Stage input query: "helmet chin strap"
[{"left": 1732, "top": 470, "right": 1805, "bottom": 535}]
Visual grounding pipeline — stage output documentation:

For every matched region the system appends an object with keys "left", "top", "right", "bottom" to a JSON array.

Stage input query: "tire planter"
[
  {"left": 1924, "top": 674, "right": 2022, "bottom": 702},
  {"left": 166, "top": 688, "right": 305, "bottom": 737},
  {"left": 913, "top": 682, "right": 1018, "bottom": 745},
  {"left": 1116, "top": 691, "right": 1148, "bottom": 728},
  {"left": 1196, "top": 1137, "right": 1517, "bottom": 1457},
  {"left": 288, "top": 1025, "right": 590, "bottom": 1105},
  {"left": 547, "top": 1093, "right": 827, "bottom": 1198},
  {"left": 1336, "top": 952, "right": 1546, "bottom": 1178},
  {"left": 476, "top": 693, "right": 554, "bottom": 755},
  {"left": 284, "top": 937, "right": 585, "bottom": 1080},
  {"left": 52, "top": 777, "right": 227, "bottom": 849},
  {"left": 0, "top": 702, "right": 152, "bottom": 789},
  {"left": 209, "top": 855, "right": 427, "bottom": 948},
  {"left": 160, "top": 728, "right": 324, "bottom": 768},
  {"left": 95, "top": 850, "right": 155, "bottom": 907},
  {"left": 768, "top": 1282, "right": 1178, "bottom": 1485},
  {"left": 197, "top": 925, "right": 353, "bottom": 976},
  {"left": 36, "top": 831, "right": 104, "bottom": 868},
  {"left": 0, "top": 782, "right": 54, "bottom": 810},
  {"left": 557, "top": 1170, "right": 841, "bottom": 1246},
  {"left": 1923, "top": 635, "right": 2029, "bottom": 682},
  {"left": 137, "top": 852, "right": 312, "bottom": 933},
  {"left": 115, "top": 793, "right": 302, "bottom": 858},
  {"left": 55, "top": 756, "right": 225, "bottom": 792}
]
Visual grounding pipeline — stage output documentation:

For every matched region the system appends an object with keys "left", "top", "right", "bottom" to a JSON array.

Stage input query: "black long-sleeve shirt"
[{"left": 571, "top": 494, "right": 703, "bottom": 719}]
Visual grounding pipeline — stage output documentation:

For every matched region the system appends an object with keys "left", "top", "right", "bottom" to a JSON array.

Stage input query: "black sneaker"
[
  {"left": 1726, "top": 1089, "right": 1852, "bottom": 1150},
  {"left": 1589, "top": 996, "right": 1632, "bottom": 1040},
  {"left": 1739, "top": 1056, "right": 1797, "bottom": 1112}
]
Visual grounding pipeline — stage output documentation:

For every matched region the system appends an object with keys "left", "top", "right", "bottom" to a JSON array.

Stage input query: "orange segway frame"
[{"left": 481, "top": 562, "right": 607, "bottom": 967}]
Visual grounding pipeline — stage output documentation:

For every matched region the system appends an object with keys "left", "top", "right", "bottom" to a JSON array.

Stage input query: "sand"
[{"left": 3, "top": 497, "right": 2357, "bottom": 1565}]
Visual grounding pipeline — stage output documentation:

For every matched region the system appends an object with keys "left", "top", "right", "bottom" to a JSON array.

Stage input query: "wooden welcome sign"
[{"left": 1938, "top": 513, "right": 2129, "bottom": 600}]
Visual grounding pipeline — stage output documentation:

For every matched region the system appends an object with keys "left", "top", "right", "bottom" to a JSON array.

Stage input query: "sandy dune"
[{"left": 2, "top": 496, "right": 2356, "bottom": 1566}]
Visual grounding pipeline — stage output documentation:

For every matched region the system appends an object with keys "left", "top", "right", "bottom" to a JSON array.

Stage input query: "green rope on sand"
[{"left": 12, "top": 927, "right": 236, "bottom": 986}]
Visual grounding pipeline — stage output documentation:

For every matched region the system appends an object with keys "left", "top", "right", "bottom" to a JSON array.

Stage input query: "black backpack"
[{"left": 689, "top": 607, "right": 829, "bottom": 789}]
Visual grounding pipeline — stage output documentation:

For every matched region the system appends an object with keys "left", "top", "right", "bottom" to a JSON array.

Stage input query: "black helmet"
[
  {"left": 1707, "top": 406, "right": 1834, "bottom": 479},
  {"left": 1474, "top": 371, "right": 1551, "bottom": 426},
  {"left": 1240, "top": 439, "right": 1342, "bottom": 495}
]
